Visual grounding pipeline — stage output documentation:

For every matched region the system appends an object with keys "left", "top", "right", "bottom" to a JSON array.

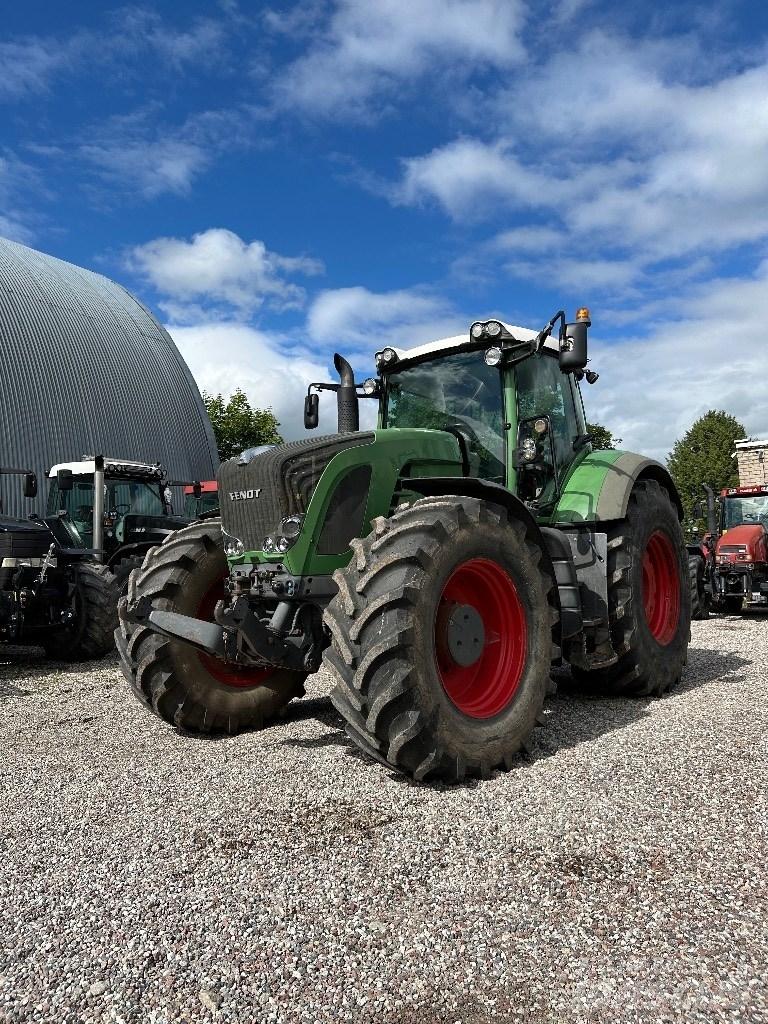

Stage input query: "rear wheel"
[
  {"left": 116, "top": 519, "right": 306, "bottom": 733},
  {"left": 43, "top": 562, "right": 119, "bottom": 661},
  {"left": 571, "top": 479, "right": 690, "bottom": 696},
  {"left": 323, "top": 496, "right": 558, "bottom": 782}
]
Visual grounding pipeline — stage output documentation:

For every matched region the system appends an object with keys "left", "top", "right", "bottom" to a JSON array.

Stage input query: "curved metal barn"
[{"left": 0, "top": 236, "right": 218, "bottom": 517}]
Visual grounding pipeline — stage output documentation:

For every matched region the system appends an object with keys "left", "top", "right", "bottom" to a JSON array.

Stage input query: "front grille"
[{"left": 217, "top": 433, "right": 374, "bottom": 551}]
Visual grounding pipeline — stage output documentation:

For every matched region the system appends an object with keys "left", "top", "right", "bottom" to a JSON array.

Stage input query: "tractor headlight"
[
  {"left": 223, "top": 532, "right": 244, "bottom": 557},
  {"left": 470, "top": 322, "right": 485, "bottom": 339},
  {"left": 263, "top": 535, "right": 277, "bottom": 553},
  {"left": 485, "top": 320, "right": 502, "bottom": 337},
  {"left": 484, "top": 345, "right": 503, "bottom": 366},
  {"left": 519, "top": 438, "right": 538, "bottom": 462},
  {"left": 280, "top": 515, "right": 304, "bottom": 540},
  {"left": 361, "top": 377, "right": 379, "bottom": 396},
  {"left": 375, "top": 347, "right": 397, "bottom": 369}
]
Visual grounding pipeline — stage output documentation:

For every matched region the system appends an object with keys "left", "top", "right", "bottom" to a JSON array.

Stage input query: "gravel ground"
[{"left": 0, "top": 614, "right": 766, "bottom": 1024}]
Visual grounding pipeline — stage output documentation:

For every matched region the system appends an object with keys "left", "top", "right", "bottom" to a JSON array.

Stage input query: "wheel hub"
[
  {"left": 441, "top": 603, "right": 485, "bottom": 667},
  {"left": 434, "top": 557, "right": 527, "bottom": 719}
]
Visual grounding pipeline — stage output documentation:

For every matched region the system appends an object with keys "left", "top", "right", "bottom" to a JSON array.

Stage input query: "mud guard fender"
[{"left": 555, "top": 451, "right": 684, "bottom": 524}]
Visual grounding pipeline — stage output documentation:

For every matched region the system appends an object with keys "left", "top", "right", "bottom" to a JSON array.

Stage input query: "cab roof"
[
  {"left": 48, "top": 458, "right": 163, "bottom": 479},
  {"left": 391, "top": 323, "right": 558, "bottom": 364}
]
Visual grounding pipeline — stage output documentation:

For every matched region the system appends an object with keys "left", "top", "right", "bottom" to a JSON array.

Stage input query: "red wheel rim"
[
  {"left": 642, "top": 531, "right": 680, "bottom": 646},
  {"left": 435, "top": 557, "right": 527, "bottom": 719},
  {"left": 196, "top": 579, "right": 275, "bottom": 689}
]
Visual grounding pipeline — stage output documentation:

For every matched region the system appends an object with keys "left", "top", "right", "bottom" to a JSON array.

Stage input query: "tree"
[
  {"left": 667, "top": 410, "right": 746, "bottom": 520},
  {"left": 586, "top": 421, "right": 622, "bottom": 450},
  {"left": 202, "top": 389, "right": 283, "bottom": 462}
]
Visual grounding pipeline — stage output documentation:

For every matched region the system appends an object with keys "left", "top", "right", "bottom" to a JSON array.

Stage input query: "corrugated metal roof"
[{"left": 0, "top": 236, "right": 219, "bottom": 518}]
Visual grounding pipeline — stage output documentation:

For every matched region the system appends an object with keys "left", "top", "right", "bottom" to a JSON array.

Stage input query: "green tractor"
[{"left": 117, "top": 309, "right": 690, "bottom": 782}]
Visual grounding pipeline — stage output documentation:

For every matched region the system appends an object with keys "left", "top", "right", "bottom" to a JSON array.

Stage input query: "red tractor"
[
  {"left": 690, "top": 484, "right": 768, "bottom": 615},
  {"left": 714, "top": 484, "right": 768, "bottom": 612},
  {"left": 183, "top": 480, "right": 219, "bottom": 519}
]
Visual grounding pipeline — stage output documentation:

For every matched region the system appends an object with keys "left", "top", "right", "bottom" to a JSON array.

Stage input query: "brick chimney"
[{"left": 734, "top": 439, "right": 768, "bottom": 487}]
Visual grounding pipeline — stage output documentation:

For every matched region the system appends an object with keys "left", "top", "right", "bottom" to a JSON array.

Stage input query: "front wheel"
[
  {"left": 116, "top": 519, "right": 307, "bottom": 733},
  {"left": 689, "top": 554, "right": 710, "bottom": 620},
  {"left": 323, "top": 496, "right": 558, "bottom": 782},
  {"left": 43, "top": 561, "right": 119, "bottom": 661},
  {"left": 571, "top": 479, "right": 690, "bottom": 696}
]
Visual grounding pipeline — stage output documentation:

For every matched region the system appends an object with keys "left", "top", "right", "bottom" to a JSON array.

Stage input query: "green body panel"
[
  {"left": 228, "top": 428, "right": 462, "bottom": 574},
  {"left": 553, "top": 449, "right": 679, "bottom": 524}
]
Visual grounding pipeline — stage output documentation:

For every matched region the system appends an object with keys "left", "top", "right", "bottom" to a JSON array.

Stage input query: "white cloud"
[
  {"left": 78, "top": 107, "right": 250, "bottom": 199},
  {"left": 390, "top": 35, "right": 768, "bottom": 280},
  {"left": 167, "top": 322, "right": 345, "bottom": 440},
  {"left": 307, "top": 285, "right": 464, "bottom": 360},
  {"left": 0, "top": 13, "right": 230, "bottom": 101},
  {"left": 128, "top": 228, "right": 323, "bottom": 316},
  {"left": 274, "top": 0, "right": 525, "bottom": 117},
  {"left": 584, "top": 266, "right": 768, "bottom": 461}
]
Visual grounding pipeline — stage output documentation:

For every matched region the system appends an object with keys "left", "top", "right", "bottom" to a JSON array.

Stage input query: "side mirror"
[
  {"left": 24, "top": 472, "right": 38, "bottom": 499},
  {"left": 57, "top": 468, "right": 74, "bottom": 492},
  {"left": 193, "top": 481, "right": 202, "bottom": 499},
  {"left": 692, "top": 500, "right": 705, "bottom": 518},
  {"left": 304, "top": 392, "right": 319, "bottom": 430},
  {"left": 559, "top": 319, "right": 589, "bottom": 372}
]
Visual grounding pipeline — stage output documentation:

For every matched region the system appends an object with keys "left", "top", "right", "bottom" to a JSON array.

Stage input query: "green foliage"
[
  {"left": 202, "top": 389, "right": 283, "bottom": 462},
  {"left": 586, "top": 421, "right": 622, "bottom": 450},
  {"left": 667, "top": 410, "right": 746, "bottom": 520}
]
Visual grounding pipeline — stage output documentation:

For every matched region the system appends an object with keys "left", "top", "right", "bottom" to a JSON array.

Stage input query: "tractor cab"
[
  {"left": 46, "top": 457, "right": 192, "bottom": 589},
  {"left": 183, "top": 480, "right": 219, "bottom": 519},
  {"left": 374, "top": 317, "right": 594, "bottom": 512},
  {"left": 47, "top": 459, "right": 172, "bottom": 548}
]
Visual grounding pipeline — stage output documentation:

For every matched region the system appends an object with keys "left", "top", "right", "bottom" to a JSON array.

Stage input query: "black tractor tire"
[
  {"left": 43, "top": 561, "right": 119, "bottom": 661},
  {"left": 689, "top": 554, "right": 710, "bottom": 620},
  {"left": 571, "top": 479, "right": 690, "bottom": 697},
  {"left": 112, "top": 554, "right": 146, "bottom": 595},
  {"left": 723, "top": 596, "right": 744, "bottom": 615},
  {"left": 323, "top": 496, "right": 558, "bottom": 783},
  {"left": 115, "top": 519, "right": 307, "bottom": 734}
]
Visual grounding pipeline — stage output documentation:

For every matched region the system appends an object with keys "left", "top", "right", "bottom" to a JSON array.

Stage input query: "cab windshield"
[
  {"left": 722, "top": 493, "right": 768, "bottom": 530},
  {"left": 384, "top": 349, "right": 505, "bottom": 482},
  {"left": 48, "top": 477, "right": 166, "bottom": 544}
]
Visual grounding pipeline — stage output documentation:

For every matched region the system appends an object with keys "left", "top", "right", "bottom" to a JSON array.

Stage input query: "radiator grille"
[{"left": 217, "top": 433, "right": 374, "bottom": 551}]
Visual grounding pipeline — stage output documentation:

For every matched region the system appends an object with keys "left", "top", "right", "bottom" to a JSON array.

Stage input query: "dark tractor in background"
[
  {"left": 47, "top": 457, "right": 201, "bottom": 591},
  {"left": 118, "top": 308, "right": 691, "bottom": 784},
  {"left": 0, "top": 466, "right": 117, "bottom": 659}
]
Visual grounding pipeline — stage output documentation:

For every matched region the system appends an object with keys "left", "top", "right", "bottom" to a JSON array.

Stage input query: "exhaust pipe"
[
  {"left": 703, "top": 484, "right": 718, "bottom": 537},
  {"left": 92, "top": 455, "right": 105, "bottom": 562},
  {"left": 333, "top": 353, "right": 359, "bottom": 433}
]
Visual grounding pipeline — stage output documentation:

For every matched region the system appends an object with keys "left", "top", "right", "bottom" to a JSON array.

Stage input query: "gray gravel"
[{"left": 1, "top": 614, "right": 766, "bottom": 1024}]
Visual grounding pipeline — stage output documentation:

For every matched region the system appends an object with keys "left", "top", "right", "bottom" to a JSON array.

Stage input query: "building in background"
[
  {"left": 0, "top": 236, "right": 218, "bottom": 517},
  {"left": 735, "top": 439, "right": 768, "bottom": 487}
]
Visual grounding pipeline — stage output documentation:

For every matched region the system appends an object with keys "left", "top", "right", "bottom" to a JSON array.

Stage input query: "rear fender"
[{"left": 555, "top": 450, "right": 684, "bottom": 524}]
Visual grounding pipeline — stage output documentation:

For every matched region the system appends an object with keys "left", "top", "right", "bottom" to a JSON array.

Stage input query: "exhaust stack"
[{"left": 334, "top": 353, "right": 359, "bottom": 433}]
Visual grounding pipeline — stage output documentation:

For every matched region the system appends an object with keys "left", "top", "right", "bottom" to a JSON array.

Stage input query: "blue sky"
[{"left": 2, "top": 0, "right": 767, "bottom": 459}]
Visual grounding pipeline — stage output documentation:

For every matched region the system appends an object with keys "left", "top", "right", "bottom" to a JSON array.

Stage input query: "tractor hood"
[
  {"left": 716, "top": 524, "right": 768, "bottom": 562},
  {"left": 218, "top": 433, "right": 376, "bottom": 555}
]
